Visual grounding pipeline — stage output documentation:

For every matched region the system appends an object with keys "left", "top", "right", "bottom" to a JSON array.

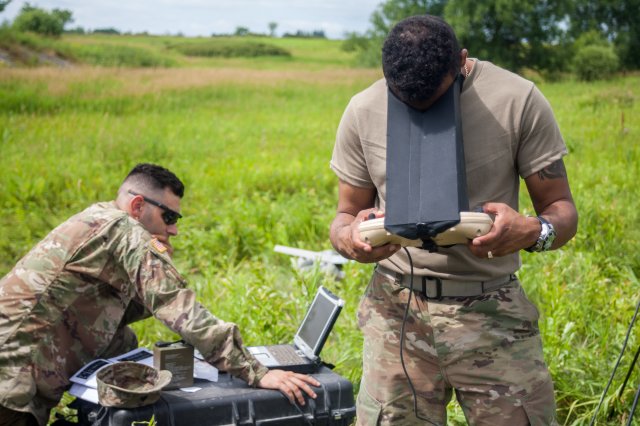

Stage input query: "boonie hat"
[{"left": 96, "top": 361, "right": 172, "bottom": 408}]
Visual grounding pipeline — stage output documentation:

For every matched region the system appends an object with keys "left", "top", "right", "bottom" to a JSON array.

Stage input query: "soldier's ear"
[
  {"left": 130, "top": 195, "right": 145, "bottom": 220},
  {"left": 460, "top": 48, "right": 468, "bottom": 68}
]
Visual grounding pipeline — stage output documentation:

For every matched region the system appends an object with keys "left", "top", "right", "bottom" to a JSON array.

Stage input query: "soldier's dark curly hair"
[
  {"left": 382, "top": 15, "right": 461, "bottom": 103},
  {"left": 125, "top": 163, "right": 184, "bottom": 198}
]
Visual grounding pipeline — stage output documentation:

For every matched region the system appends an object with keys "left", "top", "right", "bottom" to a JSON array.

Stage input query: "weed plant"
[{"left": 0, "top": 53, "right": 638, "bottom": 424}]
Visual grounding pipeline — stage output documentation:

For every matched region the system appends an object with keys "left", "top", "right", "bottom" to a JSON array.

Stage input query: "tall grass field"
[{"left": 0, "top": 34, "right": 638, "bottom": 425}]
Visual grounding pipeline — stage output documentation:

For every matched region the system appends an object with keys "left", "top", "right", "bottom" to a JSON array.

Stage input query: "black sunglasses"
[{"left": 128, "top": 190, "right": 182, "bottom": 225}]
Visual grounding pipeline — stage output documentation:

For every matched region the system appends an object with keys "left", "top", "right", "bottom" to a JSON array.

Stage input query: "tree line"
[{"left": 344, "top": 0, "right": 638, "bottom": 80}]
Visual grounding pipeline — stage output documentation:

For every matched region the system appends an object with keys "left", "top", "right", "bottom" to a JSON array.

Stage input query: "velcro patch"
[{"left": 150, "top": 238, "right": 168, "bottom": 254}]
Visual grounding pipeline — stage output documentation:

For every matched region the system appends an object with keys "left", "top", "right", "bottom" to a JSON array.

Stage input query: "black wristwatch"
[{"left": 525, "top": 216, "right": 556, "bottom": 252}]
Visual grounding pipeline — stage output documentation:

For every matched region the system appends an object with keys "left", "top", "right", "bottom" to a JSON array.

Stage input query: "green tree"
[
  {"left": 565, "top": 0, "right": 640, "bottom": 70},
  {"left": 572, "top": 45, "right": 619, "bottom": 81},
  {"left": 234, "top": 26, "right": 249, "bottom": 36},
  {"left": 444, "top": 0, "right": 568, "bottom": 73},
  {"left": 0, "top": 0, "right": 11, "bottom": 13},
  {"left": 344, "top": 0, "right": 447, "bottom": 67},
  {"left": 347, "top": 0, "right": 639, "bottom": 72},
  {"left": 52, "top": 8, "right": 73, "bottom": 28},
  {"left": 268, "top": 21, "right": 277, "bottom": 37},
  {"left": 12, "top": 3, "right": 73, "bottom": 37},
  {"left": 369, "top": 0, "right": 447, "bottom": 38}
]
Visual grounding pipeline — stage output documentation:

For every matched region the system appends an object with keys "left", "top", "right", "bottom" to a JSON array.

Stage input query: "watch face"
[
  {"left": 525, "top": 216, "right": 556, "bottom": 252},
  {"left": 541, "top": 222, "right": 556, "bottom": 251}
]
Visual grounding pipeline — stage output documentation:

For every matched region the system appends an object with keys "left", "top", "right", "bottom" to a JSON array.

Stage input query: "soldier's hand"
[
  {"left": 469, "top": 202, "right": 537, "bottom": 258},
  {"left": 257, "top": 370, "right": 320, "bottom": 405},
  {"left": 342, "top": 208, "right": 400, "bottom": 264}
]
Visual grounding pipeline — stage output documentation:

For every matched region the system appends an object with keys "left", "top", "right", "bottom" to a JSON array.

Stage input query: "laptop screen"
[{"left": 294, "top": 286, "right": 343, "bottom": 359}]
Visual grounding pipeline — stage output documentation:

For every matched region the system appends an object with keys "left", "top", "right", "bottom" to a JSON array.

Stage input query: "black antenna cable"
[{"left": 399, "top": 247, "right": 441, "bottom": 426}]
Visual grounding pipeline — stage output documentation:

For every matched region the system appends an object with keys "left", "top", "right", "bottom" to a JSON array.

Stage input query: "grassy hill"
[{"left": 0, "top": 30, "right": 357, "bottom": 69}]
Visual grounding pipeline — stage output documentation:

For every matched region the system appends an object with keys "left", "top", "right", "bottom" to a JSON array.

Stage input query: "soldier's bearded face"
[{"left": 138, "top": 188, "right": 181, "bottom": 240}]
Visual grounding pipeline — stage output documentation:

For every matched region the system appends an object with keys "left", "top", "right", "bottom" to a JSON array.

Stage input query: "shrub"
[
  {"left": 72, "top": 44, "right": 174, "bottom": 67},
  {"left": 13, "top": 8, "right": 64, "bottom": 36},
  {"left": 573, "top": 45, "right": 619, "bottom": 81},
  {"left": 170, "top": 40, "right": 291, "bottom": 58}
]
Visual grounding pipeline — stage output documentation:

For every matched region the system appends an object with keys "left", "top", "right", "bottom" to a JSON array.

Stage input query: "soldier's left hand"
[
  {"left": 257, "top": 369, "right": 320, "bottom": 405},
  {"left": 468, "top": 202, "right": 537, "bottom": 258}
]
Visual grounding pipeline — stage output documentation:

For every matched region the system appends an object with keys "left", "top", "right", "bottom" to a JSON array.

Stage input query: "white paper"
[{"left": 69, "top": 383, "right": 99, "bottom": 404}]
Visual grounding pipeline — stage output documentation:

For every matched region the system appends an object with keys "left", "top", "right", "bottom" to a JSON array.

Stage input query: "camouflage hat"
[{"left": 96, "top": 361, "right": 172, "bottom": 408}]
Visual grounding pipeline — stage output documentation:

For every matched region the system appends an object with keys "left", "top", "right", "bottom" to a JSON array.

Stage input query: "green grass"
[
  {"left": 168, "top": 39, "right": 291, "bottom": 58},
  {"left": 0, "top": 45, "right": 639, "bottom": 425}
]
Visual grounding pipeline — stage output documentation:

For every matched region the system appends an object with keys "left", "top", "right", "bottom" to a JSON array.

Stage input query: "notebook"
[{"left": 247, "top": 286, "right": 344, "bottom": 374}]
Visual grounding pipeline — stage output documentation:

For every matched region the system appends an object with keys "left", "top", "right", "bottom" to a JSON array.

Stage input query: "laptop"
[{"left": 247, "top": 286, "right": 344, "bottom": 374}]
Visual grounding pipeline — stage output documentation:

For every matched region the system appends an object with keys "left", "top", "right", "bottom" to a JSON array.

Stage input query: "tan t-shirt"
[{"left": 330, "top": 60, "right": 567, "bottom": 280}]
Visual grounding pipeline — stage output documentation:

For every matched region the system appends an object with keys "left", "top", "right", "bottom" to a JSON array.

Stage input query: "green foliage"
[
  {"left": 0, "top": 0, "right": 11, "bottom": 13},
  {"left": 0, "top": 32, "right": 354, "bottom": 69},
  {"left": 282, "top": 29, "right": 326, "bottom": 39},
  {"left": 170, "top": 40, "right": 291, "bottom": 58},
  {"left": 0, "top": 25, "right": 73, "bottom": 65},
  {"left": 268, "top": 22, "right": 277, "bottom": 37},
  {"left": 565, "top": 0, "right": 640, "bottom": 70},
  {"left": 72, "top": 43, "right": 175, "bottom": 67},
  {"left": 352, "top": 0, "right": 638, "bottom": 73},
  {"left": 13, "top": 8, "right": 63, "bottom": 36},
  {"left": 64, "top": 26, "right": 85, "bottom": 34},
  {"left": 573, "top": 30, "right": 610, "bottom": 51},
  {"left": 234, "top": 26, "right": 249, "bottom": 36},
  {"left": 343, "top": 0, "right": 445, "bottom": 68},
  {"left": 445, "top": 0, "right": 568, "bottom": 73},
  {"left": 92, "top": 27, "right": 120, "bottom": 35},
  {"left": 12, "top": 3, "right": 73, "bottom": 37},
  {"left": 573, "top": 45, "right": 619, "bottom": 81}
]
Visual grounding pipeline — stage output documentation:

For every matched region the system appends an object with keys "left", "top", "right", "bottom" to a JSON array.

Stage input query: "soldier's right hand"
[{"left": 341, "top": 208, "right": 401, "bottom": 264}]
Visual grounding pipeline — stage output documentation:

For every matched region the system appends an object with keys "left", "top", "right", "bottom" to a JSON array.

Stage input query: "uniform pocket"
[{"left": 356, "top": 382, "right": 383, "bottom": 426}]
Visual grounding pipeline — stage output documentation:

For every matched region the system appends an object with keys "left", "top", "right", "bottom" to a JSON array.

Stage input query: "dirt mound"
[{"left": 0, "top": 45, "right": 73, "bottom": 67}]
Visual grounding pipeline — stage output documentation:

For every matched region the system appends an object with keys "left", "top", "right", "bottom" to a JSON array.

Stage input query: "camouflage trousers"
[{"left": 356, "top": 269, "right": 558, "bottom": 426}]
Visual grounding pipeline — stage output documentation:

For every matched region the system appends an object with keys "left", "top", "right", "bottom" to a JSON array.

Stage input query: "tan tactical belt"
[{"left": 376, "top": 265, "right": 517, "bottom": 299}]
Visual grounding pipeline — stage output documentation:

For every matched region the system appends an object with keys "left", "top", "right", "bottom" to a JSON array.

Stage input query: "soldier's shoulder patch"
[{"left": 149, "top": 238, "right": 168, "bottom": 254}]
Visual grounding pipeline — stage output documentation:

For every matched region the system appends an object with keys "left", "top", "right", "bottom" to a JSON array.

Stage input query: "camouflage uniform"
[
  {"left": 356, "top": 271, "right": 557, "bottom": 425},
  {"left": 0, "top": 202, "right": 268, "bottom": 425},
  {"left": 331, "top": 61, "right": 567, "bottom": 424}
]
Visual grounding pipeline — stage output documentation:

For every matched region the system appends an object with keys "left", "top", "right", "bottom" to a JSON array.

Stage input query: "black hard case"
[{"left": 73, "top": 366, "right": 355, "bottom": 426}]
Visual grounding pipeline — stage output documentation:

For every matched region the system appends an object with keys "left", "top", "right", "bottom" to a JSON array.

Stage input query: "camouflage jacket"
[{"left": 0, "top": 202, "right": 267, "bottom": 425}]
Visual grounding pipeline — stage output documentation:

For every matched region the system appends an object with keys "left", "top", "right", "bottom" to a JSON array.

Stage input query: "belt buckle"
[{"left": 422, "top": 276, "right": 443, "bottom": 300}]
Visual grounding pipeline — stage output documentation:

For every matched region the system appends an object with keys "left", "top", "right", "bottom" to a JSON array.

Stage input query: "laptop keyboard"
[{"left": 269, "top": 345, "right": 305, "bottom": 365}]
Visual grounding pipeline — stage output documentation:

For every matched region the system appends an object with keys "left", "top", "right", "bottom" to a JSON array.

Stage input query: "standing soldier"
[{"left": 329, "top": 15, "right": 578, "bottom": 425}]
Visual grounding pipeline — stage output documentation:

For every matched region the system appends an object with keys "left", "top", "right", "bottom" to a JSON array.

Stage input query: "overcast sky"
[{"left": 2, "top": 0, "right": 383, "bottom": 39}]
